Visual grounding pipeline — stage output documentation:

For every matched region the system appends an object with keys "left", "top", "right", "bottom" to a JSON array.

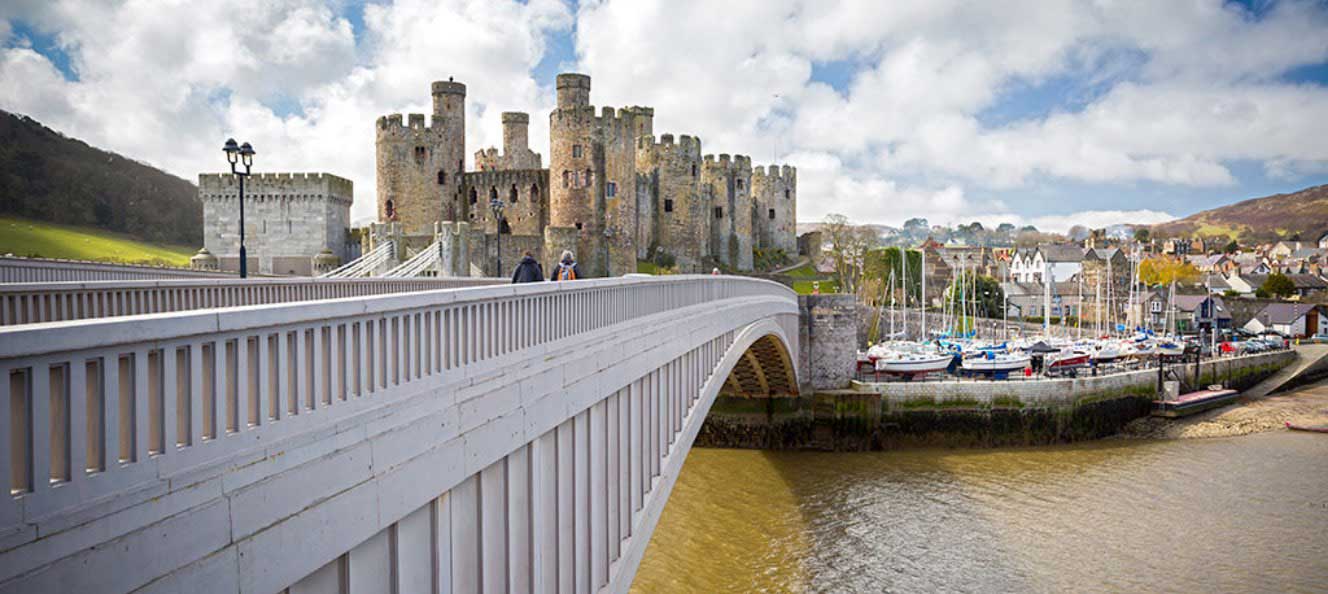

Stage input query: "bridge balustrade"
[
  {"left": 0, "top": 275, "right": 798, "bottom": 594},
  {"left": 0, "top": 277, "right": 505, "bottom": 326},
  {"left": 0, "top": 256, "right": 229, "bottom": 283}
]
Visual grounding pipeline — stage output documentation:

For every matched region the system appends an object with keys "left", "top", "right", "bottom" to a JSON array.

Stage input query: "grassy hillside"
[
  {"left": 1150, "top": 184, "right": 1328, "bottom": 242},
  {"left": 0, "top": 215, "right": 194, "bottom": 266},
  {"left": 0, "top": 110, "right": 201, "bottom": 245}
]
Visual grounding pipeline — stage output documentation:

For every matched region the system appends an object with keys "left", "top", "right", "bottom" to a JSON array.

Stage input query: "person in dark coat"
[
  {"left": 511, "top": 251, "right": 544, "bottom": 283},
  {"left": 550, "top": 250, "right": 583, "bottom": 281}
]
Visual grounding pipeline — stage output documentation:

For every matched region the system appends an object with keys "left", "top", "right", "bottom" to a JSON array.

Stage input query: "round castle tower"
[
  {"left": 752, "top": 164, "right": 798, "bottom": 255},
  {"left": 637, "top": 133, "right": 706, "bottom": 271},
  {"left": 375, "top": 80, "right": 466, "bottom": 233},
  {"left": 545, "top": 73, "right": 648, "bottom": 276},
  {"left": 703, "top": 154, "right": 754, "bottom": 271}
]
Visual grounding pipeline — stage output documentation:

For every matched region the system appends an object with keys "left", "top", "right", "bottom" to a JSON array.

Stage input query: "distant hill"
[
  {"left": 1150, "top": 184, "right": 1328, "bottom": 243},
  {"left": 0, "top": 110, "right": 200, "bottom": 245}
]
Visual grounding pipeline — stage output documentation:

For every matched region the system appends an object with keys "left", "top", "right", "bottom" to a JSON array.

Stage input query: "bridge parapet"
[
  {"left": 0, "top": 275, "right": 797, "bottom": 593},
  {"left": 0, "top": 276, "right": 506, "bottom": 326}
]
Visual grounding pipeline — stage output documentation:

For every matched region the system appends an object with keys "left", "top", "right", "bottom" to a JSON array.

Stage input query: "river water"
[{"left": 632, "top": 431, "right": 1328, "bottom": 593}]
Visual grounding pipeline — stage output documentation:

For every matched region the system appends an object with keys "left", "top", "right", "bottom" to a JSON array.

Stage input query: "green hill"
[
  {"left": 1150, "top": 184, "right": 1328, "bottom": 243},
  {"left": 0, "top": 215, "right": 194, "bottom": 266},
  {"left": 0, "top": 110, "right": 201, "bottom": 246}
]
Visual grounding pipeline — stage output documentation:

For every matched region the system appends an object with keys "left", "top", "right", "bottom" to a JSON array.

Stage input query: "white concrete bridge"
[{"left": 0, "top": 275, "right": 799, "bottom": 593}]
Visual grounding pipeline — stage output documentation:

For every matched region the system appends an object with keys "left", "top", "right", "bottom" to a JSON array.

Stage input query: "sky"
[{"left": 1, "top": 0, "right": 1327, "bottom": 233}]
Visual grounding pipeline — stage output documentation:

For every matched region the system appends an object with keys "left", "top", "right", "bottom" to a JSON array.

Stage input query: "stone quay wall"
[{"left": 698, "top": 349, "right": 1295, "bottom": 451}]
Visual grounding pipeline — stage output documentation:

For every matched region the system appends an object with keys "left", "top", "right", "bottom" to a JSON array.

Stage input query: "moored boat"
[
  {"left": 876, "top": 352, "right": 953, "bottom": 377},
  {"left": 1285, "top": 422, "right": 1328, "bottom": 434},
  {"left": 960, "top": 352, "right": 1031, "bottom": 375}
]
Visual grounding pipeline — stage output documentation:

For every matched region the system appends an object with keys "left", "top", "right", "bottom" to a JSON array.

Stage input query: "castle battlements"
[
  {"left": 198, "top": 172, "right": 354, "bottom": 205},
  {"left": 702, "top": 153, "right": 752, "bottom": 171},
  {"left": 752, "top": 164, "right": 797, "bottom": 183},
  {"left": 375, "top": 113, "right": 448, "bottom": 136},
  {"left": 637, "top": 133, "right": 703, "bottom": 157}
]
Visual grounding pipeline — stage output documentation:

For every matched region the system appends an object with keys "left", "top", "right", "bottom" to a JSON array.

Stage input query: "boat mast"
[
  {"left": 1077, "top": 270, "right": 1083, "bottom": 340},
  {"left": 920, "top": 247, "right": 927, "bottom": 342},
  {"left": 1043, "top": 259, "right": 1052, "bottom": 337},
  {"left": 1003, "top": 254, "right": 1009, "bottom": 342},
  {"left": 901, "top": 247, "right": 908, "bottom": 340}
]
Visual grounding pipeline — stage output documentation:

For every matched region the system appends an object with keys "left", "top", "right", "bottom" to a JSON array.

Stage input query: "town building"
[{"left": 1243, "top": 303, "right": 1324, "bottom": 337}]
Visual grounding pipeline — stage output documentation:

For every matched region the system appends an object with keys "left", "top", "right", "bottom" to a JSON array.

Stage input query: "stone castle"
[
  {"left": 194, "top": 72, "right": 796, "bottom": 277},
  {"left": 369, "top": 73, "right": 797, "bottom": 276}
]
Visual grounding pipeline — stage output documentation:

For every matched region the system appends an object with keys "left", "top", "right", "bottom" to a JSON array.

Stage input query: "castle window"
[
  {"left": 737, "top": 178, "right": 744, "bottom": 190},
  {"left": 575, "top": 222, "right": 583, "bottom": 230},
  {"left": 664, "top": 199, "right": 674, "bottom": 213},
  {"left": 531, "top": 184, "right": 539, "bottom": 202},
  {"left": 692, "top": 164, "right": 697, "bottom": 177},
  {"left": 714, "top": 207, "right": 723, "bottom": 219},
  {"left": 385, "top": 199, "right": 396, "bottom": 219},
  {"left": 510, "top": 184, "right": 518, "bottom": 204},
  {"left": 562, "top": 170, "right": 570, "bottom": 188},
  {"left": 489, "top": 187, "right": 498, "bottom": 205},
  {"left": 768, "top": 208, "right": 776, "bottom": 220},
  {"left": 437, "top": 170, "right": 446, "bottom": 185},
  {"left": 572, "top": 144, "right": 583, "bottom": 158},
  {"left": 469, "top": 188, "right": 478, "bottom": 205},
  {"left": 414, "top": 146, "right": 426, "bottom": 164},
  {"left": 606, "top": 181, "right": 616, "bottom": 197},
  {"left": 584, "top": 169, "right": 593, "bottom": 187},
  {"left": 784, "top": 189, "right": 790, "bottom": 199}
]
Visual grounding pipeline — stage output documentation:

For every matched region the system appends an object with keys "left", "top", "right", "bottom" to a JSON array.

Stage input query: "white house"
[
  {"left": 1010, "top": 245, "right": 1083, "bottom": 284},
  {"left": 1243, "top": 303, "right": 1323, "bottom": 337}
]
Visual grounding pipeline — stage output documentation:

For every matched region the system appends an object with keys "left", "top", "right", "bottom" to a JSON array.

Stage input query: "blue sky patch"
[{"left": 6, "top": 20, "right": 77, "bottom": 81}]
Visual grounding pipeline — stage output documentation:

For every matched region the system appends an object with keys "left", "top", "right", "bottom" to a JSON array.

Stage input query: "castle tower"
[
  {"left": 503, "top": 112, "right": 529, "bottom": 156},
  {"left": 545, "top": 73, "right": 643, "bottom": 276},
  {"left": 475, "top": 112, "right": 542, "bottom": 171},
  {"left": 375, "top": 80, "right": 466, "bottom": 234},
  {"left": 703, "top": 154, "right": 754, "bottom": 271},
  {"left": 752, "top": 164, "right": 798, "bottom": 255},
  {"left": 636, "top": 133, "right": 705, "bottom": 271}
]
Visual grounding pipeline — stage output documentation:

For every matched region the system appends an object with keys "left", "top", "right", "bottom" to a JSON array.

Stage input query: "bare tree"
[{"left": 821, "top": 213, "right": 879, "bottom": 295}]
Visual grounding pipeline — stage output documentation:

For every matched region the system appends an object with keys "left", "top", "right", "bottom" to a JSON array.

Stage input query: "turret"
[
  {"left": 502, "top": 112, "right": 530, "bottom": 155},
  {"left": 556, "top": 73, "right": 591, "bottom": 109},
  {"left": 375, "top": 79, "right": 467, "bottom": 233}
]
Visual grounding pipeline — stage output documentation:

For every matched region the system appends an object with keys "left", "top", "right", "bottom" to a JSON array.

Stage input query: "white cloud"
[
  {"left": 0, "top": 0, "right": 1325, "bottom": 233},
  {"left": 0, "top": 0, "right": 571, "bottom": 222}
]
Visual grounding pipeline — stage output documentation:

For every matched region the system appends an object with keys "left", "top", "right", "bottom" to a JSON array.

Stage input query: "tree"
[
  {"left": 1138, "top": 256, "right": 1200, "bottom": 287},
  {"left": 821, "top": 214, "right": 876, "bottom": 295},
  {"left": 1134, "top": 227, "right": 1151, "bottom": 243},
  {"left": 1261, "top": 273, "right": 1296, "bottom": 299},
  {"left": 1223, "top": 239, "right": 1239, "bottom": 254},
  {"left": 1067, "top": 225, "right": 1090, "bottom": 242}
]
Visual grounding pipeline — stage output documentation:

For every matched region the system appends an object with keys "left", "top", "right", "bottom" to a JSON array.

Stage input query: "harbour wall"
[{"left": 697, "top": 350, "right": 1295, "bottom": 450}]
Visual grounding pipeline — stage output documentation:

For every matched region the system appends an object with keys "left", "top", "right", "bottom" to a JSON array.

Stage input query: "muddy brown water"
[{"left": 633, "top": 430, "right": 1328, "bottom": 593}]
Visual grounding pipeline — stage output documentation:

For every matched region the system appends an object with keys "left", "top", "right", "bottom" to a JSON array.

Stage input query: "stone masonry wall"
[
  {"left": 200, "top": 172, "right": 352, "bottom": 275},
  {"left": 703, "top": 154, "right": 754, "bottom": 271},
  {"left": 636, "top": 133, "right": 706, "bottom": 271},
  {"left": 460, "top": 169, "right": 549, "bottom": 237},
  {"left": 752, "top": 164, "right": 797, "bottom": 255},
  {"left": 798, "top": 294, "right": 858, "bottom": 391}
]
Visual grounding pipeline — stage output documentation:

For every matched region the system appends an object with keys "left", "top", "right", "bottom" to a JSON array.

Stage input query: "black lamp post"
[
  {"left": 488, "top": 194, "right": 505, "bottom": 276},
  {"left": 223, "top": 138, "right": 256, "bottom": 278}
]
